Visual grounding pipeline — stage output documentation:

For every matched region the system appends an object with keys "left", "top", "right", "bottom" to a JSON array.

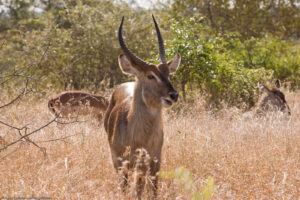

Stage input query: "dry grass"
[{"left": 0, "top": 91, "right": 299, "bottom": 199}]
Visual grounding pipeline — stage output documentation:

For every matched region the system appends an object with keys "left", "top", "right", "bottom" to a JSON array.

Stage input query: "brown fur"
[
  {"left": 104, "top": 55, "right": 180, "bottom": 198},
  {"left": 104, "top": 16, "right": 181, "bottom": 199},
  {"left": 104, "top": 39, "right": 181, "bottom": 200},
  {"left": 255, "top": 80, "right": 291, "bottom": 116},
  {"left": 48, "top": 91, "right": 109, "bottom": 120}
]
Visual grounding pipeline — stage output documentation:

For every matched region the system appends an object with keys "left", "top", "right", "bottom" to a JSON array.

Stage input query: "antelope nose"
[{"left": 169, "top": 92, "right": 179, "bottom": 102}]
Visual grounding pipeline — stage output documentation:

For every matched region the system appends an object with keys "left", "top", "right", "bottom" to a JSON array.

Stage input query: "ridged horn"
[
  {"left": 118, "top": 16, "right": 150, "bottom": 68},
  {"left": 152, "top": 15, "right": 167, "bottom": 64}
]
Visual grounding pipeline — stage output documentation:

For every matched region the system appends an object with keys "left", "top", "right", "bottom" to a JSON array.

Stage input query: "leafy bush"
[
  {"left": 166, "top": 17, "right": 274, "bottom": 109},
  {"left": 0, "top": 0, "right": 156, "bottom": 92},
  {"left": 221, "top": 34, "right": 300, "bottom": 89},
  {"left": 1, "top": 2, "right": 299, "bottom": 109}
]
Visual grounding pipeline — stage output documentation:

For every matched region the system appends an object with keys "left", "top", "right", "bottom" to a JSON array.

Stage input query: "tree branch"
[
  {"left": 36, "top": 132, "right": 83, "bottom": 143},
  {"left": 0, "top": 115, "right": 59, "bottom": 152},
  {"left": 0, "top": 80, "right": 29, "bottom": 109}
]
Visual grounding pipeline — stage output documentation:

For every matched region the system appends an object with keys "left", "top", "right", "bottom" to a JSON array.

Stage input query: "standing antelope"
[
  {"left": 104, "top": 15, "right": 181, "bottom": 198},
  {"left": 48, "top": 91, "right": 109, "bottom": 120},
  {"left": 255, "top": 80, "right": 291, "bottom": 116}
]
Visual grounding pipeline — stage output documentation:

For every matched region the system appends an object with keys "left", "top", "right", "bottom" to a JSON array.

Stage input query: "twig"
[
  {"left": 0, "top": 120, "right": 22, "bottom": 130},
  {"left": 0, "top": 103, "right": 83, "bottom": 152},
  {"left": 0, "top": 115, "right": 59, "bottom": 152},
  {"left": 0, "top": 40, "right": 66, "bottom": 156},
  {"left": 0, "top": 82, "right": 28, "bottom": 109},
  {"left": 36, "top": 132, "right": 82, "bottom": 143},
  {"left": 17, "top": 128, "right": 47, "bottom": 156},
  {"left": 0, "top": 144, "right": 22, "bottom": 162}
]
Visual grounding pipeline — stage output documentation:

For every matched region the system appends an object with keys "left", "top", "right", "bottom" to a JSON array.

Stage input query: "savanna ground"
[{"left": 0, "top": 91, "right": 299, "bottom": 199}]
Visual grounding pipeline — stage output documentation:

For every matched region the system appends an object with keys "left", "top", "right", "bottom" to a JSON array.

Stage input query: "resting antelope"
[
  {"left": 48, "top": 91, "right": 109, "bottom": 120},
  {"left": 255, "top": 80, "right": 291, "bottom": 116},
  {"left": 244, "top": 80, "right": 291, "bottom": 118},
  {"left": 104, "top": 16, "right": 181, "bottom": 198}
]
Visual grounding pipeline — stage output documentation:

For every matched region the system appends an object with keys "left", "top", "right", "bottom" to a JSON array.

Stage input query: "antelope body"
[
  {"left": 255, "top": 80, "right": 291, "bottom": 116},
  {"left": 104, "top": 16, "right": 181, "bottom": 198},
  {"left": 48, "top": 91, "right": 109, "bottom": 120},
  {"left": 244, "top": 80, "right": 291, "bottom": 118}
]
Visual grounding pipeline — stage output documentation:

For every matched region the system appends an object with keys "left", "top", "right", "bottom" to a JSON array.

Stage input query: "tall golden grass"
[{"left": 0, "top": 91, "right": 299, "bottom": 199}]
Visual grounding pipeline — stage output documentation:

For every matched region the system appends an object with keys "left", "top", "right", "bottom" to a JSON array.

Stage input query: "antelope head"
[{"left": 118, "top": 15, "right": 181, "bottom": 109}]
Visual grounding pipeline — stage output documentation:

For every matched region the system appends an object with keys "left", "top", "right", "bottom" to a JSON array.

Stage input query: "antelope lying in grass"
[
  {"left": 256, "top": 80, "right": 291, "bottom": 116},
  {"left": 104, "top": 16, "right": 181, "bottom": 199},
  {"left": 244, "top": 80, "right": 291, "bottom": 118},
  {"left": 48, "top": 91, "right": 109, "bottom": 120}
]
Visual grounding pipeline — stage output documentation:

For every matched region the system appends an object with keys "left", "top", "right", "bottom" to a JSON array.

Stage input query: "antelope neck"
[{"left": 130, "top": 82, "right": 161, "bottom": 118}]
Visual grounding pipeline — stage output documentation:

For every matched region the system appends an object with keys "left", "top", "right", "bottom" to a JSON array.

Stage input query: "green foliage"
[
  {"left": 221, "top": 34, "right": 300, "bottom": 89},
  {"left": 0, "top": 0, "right": 40, "bottom": 31},
  {"left": 0, "top": 0, "right": 156, "bottom": 92},
  {"left": 160, "top": 167, "right": 214, "bottom": 200},
  {"left": 0, "top": 0, "right": 299, "bottom": 109},
  {"left": 171, "top": 0, "right": 300, "bottom": 39},
  {"left": 167, "top": 17, "right": 274, "bottom": 108}
]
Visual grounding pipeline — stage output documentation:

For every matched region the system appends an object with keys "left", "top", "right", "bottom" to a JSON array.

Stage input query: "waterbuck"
[
  {"left": 48, "top": 91, "right": 109, "bottom": 120},
  {"left": 243, "top": 80, "right": 291, "bottom": 119},
  {"left": 255, "top": 80, "right": 291, "bottom": 116},
  {"left": 104, "top": 15, "right": 181, "bottom": 198}
]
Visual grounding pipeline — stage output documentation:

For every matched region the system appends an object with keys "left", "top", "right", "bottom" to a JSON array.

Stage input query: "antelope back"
[{"left": 48, "top": 91, "right": 108, "bottom": 118}]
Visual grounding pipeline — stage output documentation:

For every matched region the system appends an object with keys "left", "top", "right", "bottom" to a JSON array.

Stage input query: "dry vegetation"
[{"left": 0, "top": 91, "right": 299, "bottom": 199}]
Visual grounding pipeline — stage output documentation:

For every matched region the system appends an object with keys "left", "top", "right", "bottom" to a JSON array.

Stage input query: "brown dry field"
[{"left": 0, "top": 91, "right": 299, "bottom": 199}]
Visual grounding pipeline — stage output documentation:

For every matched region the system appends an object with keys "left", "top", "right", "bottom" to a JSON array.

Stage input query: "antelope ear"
[
  {"left": 275, "top": 79, "right": 281, "bottom": 88},
  {"left": 118, "top": 54, "right": 139, "bottom": 75},
  {"left": 258, "top": 82, "right": 269, "bottom": 93},
  {"left": 167, "top": 54, "right": 181, "bottom": 74}
]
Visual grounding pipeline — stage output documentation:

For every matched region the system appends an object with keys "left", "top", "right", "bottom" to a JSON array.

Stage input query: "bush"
[
  {"left": 0, "top": 0, "right": 156, "bottom": 92},
  {"left": 166, "top": 17, "right": 274, "bottom": 109},
  {"left": 221, "top": 34, "right": 300, "bottom": 89},
  {"left": 1, "top": 2, "right": 299, "bottom": 109}
]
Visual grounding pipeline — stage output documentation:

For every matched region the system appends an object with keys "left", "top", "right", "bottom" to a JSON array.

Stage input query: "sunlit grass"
[{"left": 0, "top": 92, "right": 299, "bottom": 199}]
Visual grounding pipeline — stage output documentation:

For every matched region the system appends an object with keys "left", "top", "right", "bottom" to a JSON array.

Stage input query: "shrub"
[{"left": 166, "top": 17, "right": 274, "bottom": 109}]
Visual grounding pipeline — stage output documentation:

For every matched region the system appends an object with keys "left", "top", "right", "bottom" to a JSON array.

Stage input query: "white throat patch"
[{"left": 124, "top": 82, "right": 135, "bottom": 97}]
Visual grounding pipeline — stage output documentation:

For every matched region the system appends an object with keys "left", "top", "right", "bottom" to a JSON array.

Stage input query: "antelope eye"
[{"left": 147, "top": 74, "right": 155, "bottom": 80}]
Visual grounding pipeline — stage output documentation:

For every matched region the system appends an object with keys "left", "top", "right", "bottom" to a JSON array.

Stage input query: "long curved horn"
[
  {"left": 152, "top": 15, "right": 167, "bottom": 64},
  {"left": 118, "top": 16, "right": 150, "bottom": 68}
]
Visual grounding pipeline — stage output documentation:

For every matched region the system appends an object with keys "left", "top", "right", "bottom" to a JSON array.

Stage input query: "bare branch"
[
  {"left": 36, "top": 132, "right": 83, "bottom": 143},
  {"left": 0, "top": 41, "right": 50, "bottom": 109},
  {"left": 0, "top": 103, "right": 85, "bottom": 153},
  {"left": 0, "top": 147, "right": 19, "bottom": 161},
  {"left": 0, "top": 143, "right": 22, "bottom": 162},
  {"left": 0, "top": 120, "right": 22, "bottom": 130},
  {"left": 17, "top": 128, "right": 47, "bottom": 156},
  {"left": 0, "top": 80, "right": 29, "bottom": 109},
  {"left": 0, "top": 115, "right": 58, "bottom": 152}
]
